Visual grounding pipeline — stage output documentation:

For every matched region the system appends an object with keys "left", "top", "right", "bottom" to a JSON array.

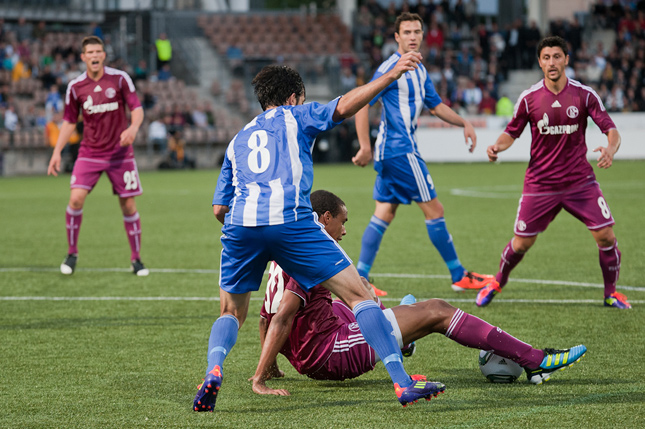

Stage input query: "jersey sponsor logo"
[
  {"left": 566, "top": 106, "right": 579, "bottom": 118},
  {"left": 348, "top": 322, "right": 360, "bottom": 332},
  {"left": 93, "top": 85, "right": 102, "bottom": 92},
  {"left": 517, "top": 220, "right": 527, "bottom": 231},
  {"left": 537, "top": 113, "right": 579, "bottom": 135},
  {"left": 83, "top": 95, "right": 119, "bottom": 115},
  {"left": 105, "top": 87, "right": 116, "bottom": 99},
  {"left": 551, "top": 100, "right": 561, "bottom": 108}
]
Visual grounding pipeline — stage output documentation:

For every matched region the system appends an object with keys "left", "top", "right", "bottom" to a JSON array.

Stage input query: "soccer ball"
[{"left": 478, "top": 350, "right": 524, "bottom": 383}]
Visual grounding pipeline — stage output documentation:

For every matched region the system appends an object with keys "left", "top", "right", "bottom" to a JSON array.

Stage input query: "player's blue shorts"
[
  {"left": 219, "top": 215, "right": 352, "bottom": 294},
  {"left": 373, "top": 153, "right": 437, "bottom": 204}
]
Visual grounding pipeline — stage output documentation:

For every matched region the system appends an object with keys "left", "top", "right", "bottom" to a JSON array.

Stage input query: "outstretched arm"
[
  {"left": 487, "top": 132, "right": 516, "bottom": 162},
  {"left": 47, "top": 121, "right": 77, "bottom": 176},
  {"left": 352, "top": 105, "right": 373, "bottom": 166},
  {"left": 250, "top": 290, "right": 301, "bottom": 396},
  {"left": 432, "top": 102, "right": 477, "bottom": 152},
  {"left": 333, "top": 51, "right": 422, "bottom": 122},
  {"left": 593, "top": 128, "right": 621, "bottom": 169}
]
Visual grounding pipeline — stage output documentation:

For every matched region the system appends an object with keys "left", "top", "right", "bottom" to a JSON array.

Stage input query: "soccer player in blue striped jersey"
[
  {"left": 353, "top": 12, "right": 495, "bottom": 293},
  {"left": 194, "top": 52, "right": 445, "bottom": 412}
]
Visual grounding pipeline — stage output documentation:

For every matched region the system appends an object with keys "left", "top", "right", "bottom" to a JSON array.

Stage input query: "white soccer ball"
[{"left": 478, "top": 350, "right": 524, "bottom": 383}]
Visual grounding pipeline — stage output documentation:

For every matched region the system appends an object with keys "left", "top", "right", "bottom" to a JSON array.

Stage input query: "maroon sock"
[
  {"left": 496, "top": 240, "right": 525, "bottom": 288},
  {"left": 65, "top": 205, "right": 83, "bottom": 255},
  {"left": 446, "top": 309, "right": 544, "bottom": 368},
  {"left": 123, "top": 211, "right": 142, "bottom": 261},
  {"left": 599, "top": 241, "right": 621, "bottom": 298}
]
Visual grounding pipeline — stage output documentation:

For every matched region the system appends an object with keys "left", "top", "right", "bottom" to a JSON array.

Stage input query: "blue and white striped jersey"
[
  {"left": 369, "top": 51, "right": 442, "bottom": 161},
  {"left": 213, "top": 98, "right": 342, "bottom": 226}
]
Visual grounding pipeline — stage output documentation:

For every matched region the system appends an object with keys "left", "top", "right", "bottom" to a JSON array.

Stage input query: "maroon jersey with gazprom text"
[
  {"left": 260, "top": 262, "right": 344, "bottom": 376},
  {"left": 505, "top": 78, "right": 616, "bottom": 193},
  {"left": 63, "top": 66, "right": 141, "bottom": 160}
]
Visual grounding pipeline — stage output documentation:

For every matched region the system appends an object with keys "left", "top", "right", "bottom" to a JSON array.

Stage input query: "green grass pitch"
[{"left": 1, "top": 161, "right": 643, "bottom": 427}]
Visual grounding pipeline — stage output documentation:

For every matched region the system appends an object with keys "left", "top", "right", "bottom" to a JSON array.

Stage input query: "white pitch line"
[
  {"left": 1, "top": 296, "right": 643, "bottom": 304},
  {"left": 1, "top": 267, "right": 642, "bottom": 292}
]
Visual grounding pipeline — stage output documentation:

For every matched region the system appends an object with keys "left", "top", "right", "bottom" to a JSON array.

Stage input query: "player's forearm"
[
  {"left": 52, "top": 121, "right": 77, "bottom": 154},
  {"left": 606, "top": 129, "right": 621, "bottom": 154},
  {"left": 129, "top": 107, "right": 144, "bottom": 132},
  {"left": 253, "top": 317, "right": 292, "bottom": 381},
  {"left": 432, "top": 103, "right": 468, "bottom": 127},
  {"left": 355, "top": 106, "right": 371, "bottom": 150},
  {"left": 494, "top": 133, "right": 515, "bottom": 153}
]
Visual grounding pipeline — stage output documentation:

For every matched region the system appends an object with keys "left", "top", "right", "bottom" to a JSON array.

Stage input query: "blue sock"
[
  {"left": 353, "top": 300, "right": 411, "bottom": 387},
  {"left": 426, "top": 217, "right": 465, "bottom": 283},
  {"left": 357, "top": 216, "right": 390, "bottom": 278},
  {"left": 206, "top": 314, "right": 239, "bottom": 375}
]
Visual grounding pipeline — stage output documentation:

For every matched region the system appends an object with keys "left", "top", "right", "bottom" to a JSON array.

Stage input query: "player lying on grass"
[{"left": 250, "top": 190, "right": 587, "bottom": 397}]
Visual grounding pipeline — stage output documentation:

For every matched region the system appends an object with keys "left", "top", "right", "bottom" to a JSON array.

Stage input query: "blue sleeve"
[
  {"left": 212, "top": 149, "right": 234, "bottom": 206},
  {"left": 295, "top": 98, "right": 343, "bottom": 138},
  {"left": 424, "top": 75, "right": 442, "bottom": 109}
]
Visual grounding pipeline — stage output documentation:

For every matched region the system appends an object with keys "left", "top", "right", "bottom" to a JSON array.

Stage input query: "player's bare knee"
[
  {"left": 421, "top": 299, "right": 455, "bottom": 326},
  {"left": 512, "top": 236, "right": 535, "bottom": 253},
  {"left": 593, "top": 227, "right": 616, "bottom": 248}
]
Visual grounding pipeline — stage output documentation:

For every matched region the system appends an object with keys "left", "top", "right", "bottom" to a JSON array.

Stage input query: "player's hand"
[
  {"left": 119, "top": 126, "right": 137, "bottom": 147},
  {"left": 390, "top": 51, "right": 422, "bottom": 80},
  {"left": 352, "top": 147, "right": 372, "bottom": 167},
  {"left": 464, "top": 122, "right": 477, "bottom": 153},
  {"left": 47, "top": 152, "right": 61, "bottom": 176},
  {"left": 593, "top": 146, "right": 615, "bottom": 169},
  {"left": 487, "top": 145, "right": 500, "bottom": 162},
  {"left": 250, "top": 377, "right": 290, "bottom": 396}
]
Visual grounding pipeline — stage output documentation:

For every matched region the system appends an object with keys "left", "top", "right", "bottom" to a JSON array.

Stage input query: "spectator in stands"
[
  {"left": 4, "top": 103, "right": 18, "bottom": 145},
  {"left": 147, "top": 114, "right": 168, "bottom": 154},
  {"left": 15, "top": 17, "right": 32, "bottom": 43},
  {"left": 495, "top": 94, "right": 514, "bottom": 117},
  {"left": 155, "top": 32, "right": 172, "bottom": 71},
  {"left": 462, "top": 78, "right": 482, "bottom": 114},
  {"left": 226, "top": 44, "right": 244, "bottom": 77},
  {"left": 166, "top": 128, "right": 195, "bottom": 169},
  {"left": 32, "top": 21, "right": 46, "bottom": 41},
  {"left": 45, "top": 110, "right": 64, "bottom": 148},
  {"left": 425, "top": 20, "right": 444, "bottom": 62},
  {"left": 134, "top": 59, "right": 148, "bottom": 81},
  {"left": 523, "top": 21, "right": 541, "bottom": 69},
  {"left": 191, "top": 103, "right": 210, "bottom": 129},
  {"left": 11, "top": 55, "right": 30, "bottom": 82},
  {"left": 158, "top": 64, "right": 172, "bottom": 81},
  {"left": 45, "top": 84, "right": 63, "bottom": 122},
  {"left": 89, "top": 22, "right": 104, "bottom": 41},
  {"left": 339, "top": 66, "right": 357, "bottom": 93},
  {"left": 478, "top": 89, "right": 497, "bottom": 115}
]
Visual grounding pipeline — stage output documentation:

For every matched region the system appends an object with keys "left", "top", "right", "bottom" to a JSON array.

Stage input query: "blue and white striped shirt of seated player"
[
  {"left": 369, "top": 51, "right": 442, "bottom": 162},
  {"left": 212, "top": 98, "right": 342, "bottom": 227}
]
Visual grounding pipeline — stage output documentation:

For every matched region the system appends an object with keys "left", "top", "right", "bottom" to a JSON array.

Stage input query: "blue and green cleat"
[
  {"left": 394, "top": 379, "right": 446, "bottom": 407},
  {"left": 525, "top": 345, "right": 587, "bottom": 385},
  {"left": 193, "top": 365, "right": 223, "bottom": 412}
]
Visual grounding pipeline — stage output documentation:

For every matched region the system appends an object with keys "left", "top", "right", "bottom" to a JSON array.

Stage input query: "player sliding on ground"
[
  {"left": 249, "top": 190, "right": 587, "bottom": 400},
  {"left": 476, "top": 36, "right": 630, "bottom": 309}
]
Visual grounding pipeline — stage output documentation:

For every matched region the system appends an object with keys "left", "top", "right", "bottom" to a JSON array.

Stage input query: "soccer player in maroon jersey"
[
  {"left": 249, "top": 190, "right": 586, "bottom": 395},
  {"left": 47, "top": 36, "right": 148, "bottom": 276},
  {"left": 476, "top": 36, "right": 629, "bottom": 309}
]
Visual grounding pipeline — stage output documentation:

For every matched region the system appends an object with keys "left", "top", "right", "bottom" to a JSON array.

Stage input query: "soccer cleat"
[
  {"left": 193, "top": 366, "right": 223, "bottom": 412},
  {"left": 476, "top": 281, "right": 502, "bottom": 307},
  {"left": 370, "top": 283, "right": 388, "bottom": 297},
  {"left": 525, "top": 345, "right": 587, "bottom": 385},
  {"left": 604, "top": 292, "right": 632, "bottom": 309},
  {"left": 399, "top": 294, "right": 416, "bottom": 357},
  {"left": 131, "top": 259, "right": 149, "bottom": 276},
  {"left": 60, "top": 254, "right": 77, "bottom": 275},
  {"left": 394, "top": 379, "right": 446, "bottom": 407},
  {"left": 451, "top": 271, "right": 495, "bottom": 292}
]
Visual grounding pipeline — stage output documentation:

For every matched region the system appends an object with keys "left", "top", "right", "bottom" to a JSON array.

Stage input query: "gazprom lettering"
[
  {"left": 539, "top": 124, "right": 579, "bottom": 135},
  {"left": 83, "top": 95, "right": 118, "bottom": 114}
]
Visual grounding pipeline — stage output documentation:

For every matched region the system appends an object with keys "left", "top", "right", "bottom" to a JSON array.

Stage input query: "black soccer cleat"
[
  {"left": 60, "top": 254, "right": 77, "bottom": 275},
  {"left": 131, "top": 259, "right": 149, "bottom": 276}
]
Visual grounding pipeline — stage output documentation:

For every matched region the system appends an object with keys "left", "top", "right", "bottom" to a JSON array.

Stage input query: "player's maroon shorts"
[
  {"left": 71, "top": 157, "right": 143, "bottom": 198},
  {"left": 514, "top": 181, "right": 615, "bottom": 236},
  {"left": 306, "top": 301, "right": 377, "bottom": 381}
]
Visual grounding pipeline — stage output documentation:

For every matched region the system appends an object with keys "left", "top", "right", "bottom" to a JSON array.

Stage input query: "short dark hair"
[
  {"left": 536, "top": 36, "right": 568, "bottom": 58},
  {"left": 394, "top": 12, "right": 424, "bottom": 34},
  {"left": 251, "top": 65, "right": 305, "bottom": 111},
  {"left": 81, "top": 35, "right": 104, "bottom": 53},
  {"left": 310, "top": 190, "right": 345, "bottom": 218}
]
